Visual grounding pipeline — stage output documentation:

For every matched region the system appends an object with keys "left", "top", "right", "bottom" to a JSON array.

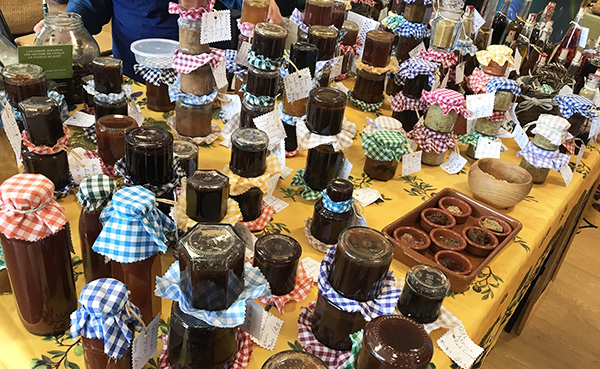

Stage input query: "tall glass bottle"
[
  {"left": 512, "top": 13, "right": 537, "bottom": 63},
  {"left": 535, "top": 20, "right": 554, "bottom": 50},
  {"left": 530, "top": 3, "right": 556, "bottom": 46},
  {"left": 501, "top": 0, "right": 533, "bottom": 46},
  {"left": 474, "top": 0, "right": 500, "bottom": 50},
  {"left": 552, "top": 7, "right": 586, "bottom": 65},
  {"left": 490, "top": 0, "right": 512, "bottom": 45}
]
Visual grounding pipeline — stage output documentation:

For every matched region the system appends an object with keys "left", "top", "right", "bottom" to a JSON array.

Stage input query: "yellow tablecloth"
[{"left": 2, "top": 78, "right": 600, "bottom": 369}]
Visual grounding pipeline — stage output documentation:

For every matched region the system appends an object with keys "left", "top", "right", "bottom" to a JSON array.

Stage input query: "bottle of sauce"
[
  {"left": 96, "top": 114, "right": 137, "bottom": 167},
  {"left": 310, "top": 179, "right": 354, "bottom": 245},
  {"left": 253, "top": 234, "right": 302, "bottom": 295}
]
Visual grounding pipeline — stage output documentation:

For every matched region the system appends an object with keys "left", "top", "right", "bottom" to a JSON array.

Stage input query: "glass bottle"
[
  {"left": 568, "top": 50, "right": 584, "bottom": 78},
  {"left": 1, "top": 63, "right": 47, "bottom": 108},
  {"left": 231, "top": 186, "right": 264, "bottom": 221},
  {"left": 308, "top": 26, "right": 339, "bottom": 61},
  {"left": 240, "top": 0, "right": 270, "bottom": 25},
  {"left": 430, "top": 1, "right": 464, "bottom": 52},
  {"left": 520, "top": 45, "right": 542, "bottom": 76},
  {"left": 403, "top": 0, "right": 433, "bottom": 24},
  {"left": 262, "top": 351, "right": 328, "bottom": 369},
  {"left": 96, "top": 114, "right": 137, "bottom": 166},
  {"left": 18, "top": 97, "right": 63, "bottom": 147},
  {"left": 186, "top": 170, "right": 230, "bottom": 223},
  {"left": 304, "top": 0, "right": 334, "bottom": 27},
  {"left": 175, "top": 100, "right": 213, "bottom": 137},
  {"left": 22, "top": 149, "right": 71, "bottom": 190},
  {"left": 93, "top": 95, "right": 128, "bottom": 121},
  {"left": 253, "top": 234, "right": 302, "bottom": 296},
  {"left": 179, "top": 223, "right": 245, "bottom": 310},
  {"left": 535, "top": 20, "right": 554, "bottom": 50},
  {"left": 512, "top": 13, "right": 537, "bottom": 64},
  {"left": 490, "top": 0, "right": 512, "bottom": 45},
  {"left": 397, "top": 264, "right": 450, "bottom": 324},
  {"left": 310, "top": 179, "right": 354, "bottom": 245},
  {"left": 474, "top": 0, "right": 500, "bottom": 50},
  {"left": 501, "top": 0, "right": 533, "bottom": 46},
  {"left": 124, "top": 127, "right": 174, "bottom": 185},
  {"left": 311, "top": 293, "right": 366, "bottom": 350},
  {"left": 463, "top": 5, "right": 476, "bottom": 43},
  {"left": 331, "top": 1, "right": 346, "bottom": 30},
  {"left": 283, "top": 42, "right": 319, "bottom": 117},
  {"left": 173, "top": 140, "right": 198, "bottom": 177},
  {"left": 306, "top": 87, "right": 347, "bottom": 135},
  {"left": 362, "top": 30, "right": 395, "bottom": 68},
  {"left": 92, "top": 57, "right": 123, "bottom": 94},
  {"left": 579, "top": 74, "right": 600, "bottom": 100},
  {"left": 229, "top": 127, "right": 269, "bottom": 178},
  {"left": 251, "top": 23, "right": 287, "bottom": 60},
  {"left": 303, "top": 144, "right": 344, "bottom": 191}
]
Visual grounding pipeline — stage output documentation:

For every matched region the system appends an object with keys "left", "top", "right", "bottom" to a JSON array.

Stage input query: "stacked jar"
[
  {"left": 308, "top": 25, "right": 339, "bottom": 87},
  {"left": 240, "top": 22, "right": 287, "bottom": 128},
  {"left": 309, "top": 179, "right": 354, "bottom": 247},
  {"left": 361, "top": 129, "right": 411, "bottom": 181},
  {"left": 555, "top": 94, "right": 598, "bottom": 144},
  {"left": 91, "top": 57, "right": 128, "bottom": 121},
  {"left": 239, "top": 0, "right": 270, "bottom": 46},
  {"left": 337, "top": 21, "right": 359, "bottom": 80},
  {"left": 1, "top": 63, "right": 48, "bottom": 130},
  {"left": 473, "top": 45, "right": 514, "bottom": 83},
  {"left": 430, "top": 0, "right": 464, "bottom": 53},
  {"left": 416, "top": 48, "right": 459, "bottom": 92},
  {"left": 301, "top": 0, "right": 334, "bottom": 41}
]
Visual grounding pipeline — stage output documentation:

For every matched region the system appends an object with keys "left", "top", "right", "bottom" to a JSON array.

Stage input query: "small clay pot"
[
  {"left": 429, "top": 228, "right": 467, "bottom": 253},
  {"left": 462, "top": 226, "right": 499, "bottom": 257},
  {"left": 477, "top": 215, "right": 511, "bottom": 241},
  {"left": 438, "top": 196, "right": 472, "bottom": 224},
  {"left": 434, "top": 250, "right": 473, "bottom": 275},
  {"left": 393, "top": 226, "right": 431, "bottom": 253},
  {"left": 420, "top": 208, "right": 456, "bottom": 233}
]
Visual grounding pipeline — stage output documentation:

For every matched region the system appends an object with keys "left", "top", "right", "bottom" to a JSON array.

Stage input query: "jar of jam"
[
  {"left": 231, "top": 186, "right": 264, "bottom": 221},
  {"left": 18, "top": 96, "right": 64, "bottom": 147},
  {"left": 431, "top": 5, "right": 463, "bottom": 52},
  {"left": 304, "top": 144, "right": 344, "bottom": 191},
  {"left": 22, "top": 149, "right": 71, "bottom": 190},
  {"left": 402, "top": 74, "right": 430, "bottom": 100},
  {"left": 329, "top": 227, "right": 394, "bottom": 301},
  {"left": 246, "top": 66, "right": 280, "bottom": 97},
  {"left": 186, "top": 170, "right": 230, "bottom": 222},
  {"left": 240, "top": 0, "right": 270, "bottom": 25},
  {"left": 310, "top": 179, "right": 354, "bottom": 245},
  {"left": 94, "top": 95, "right": 128, "bottom": 121},
  {"left": 304, "top": 0, "right": 333, "bottom": 27},
  {"left": 180, "top": 65, "right": 215, "bottom": 96},
  {"left": 234, "top": 73, "right": 247, "bottom": 101},
  {"left": 362, "top": 30, "right": 395, "bottom": 68},
  {"left": 178, "top": 18, "right": 211, "bottom": 55},
  {"left": 81, "top": 336, "right": 132, "bottom": 369},
  {"left": 308, "top": 26, "right": 339, "bottom": 61},
  {"left": 283, "top": 43, "right": 319, "bottom": 117},
  {"left": 251, "top": 23, "right": 287, "bottom": 60},
  {"left": 311, "top": 293, "right": 366, "bottom": 350},
  {"left": 262, "top": 350, "right": 328, "bottom": 369},
  {"left": 1, "top": 63, "right": 47, "bottom": 107},
  {"left": 173, "top": 140, "right": 199, "bottom": 177},
  {"left": 396, "top": 36, "right": 422, "bottom": 63},
  {"left": 253, "top": 234, "right": 302, "bottom": 296},
  {"left": 341, "top": 21, "right": 359, "bottom": 74},
  {"left": 519, "top": 157, "right": 550, "bottom": 184},
  {"left": 92, "top": 57, "right": 123, "bottom": 94},
  {"left": 353, "top": 69, "right": 386, "bottom": 103},
  {"left": 147, "top": 81, "right": 175, "bottom": 112},
  {"left": 0, "top": 174, "right": 77, "bottom": 335},
  {"left": 397, "top": 264, "right": 449, "bottom": 324},
  {"left": 229, "top": 128, "right": 269, "bottom": 177},
  {"left": 96, "top": 114, "right": 137, "bottom": 167},
  {"left": 331, "top": 1, "right": 346, "bottom": 29},
  {"left": 240, "top": 100, "right": 275, "bottom": 128},
  {"left": 179, "top": 223, "right": 245, "bottom": 310},
  {"left": 404, "top": 0, "right": 433, "bottom": 23},
  {"left": 306, "top": 87, "right": 347, "bottom": 135},
  {"left": 284, "top": 123, "right": 298, "bottom": 153},
  {"left": 168, "top": 302, "right": 238, "bottom": 369},
  {"left": 351, "top": 2, "right": 372, "bottom": 18},
  {"left": 175, "top": 100, "right": 213, "bottom": 137},
  {"left": 81, "top": 75, "right": 95, "bottom": 107},
  {"left": 124, "top": 127, "right": 174, "bottom": 185},
  {"left": 356, "top": 315, "right": 434, "bottom": 369},
  {"left": 364, "top": 157, "right": 398, "bottom": 181}
]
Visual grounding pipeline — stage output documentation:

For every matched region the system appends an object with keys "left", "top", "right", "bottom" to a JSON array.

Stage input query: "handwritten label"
[
  {"left": 466, "top": 93, "right": 494, "bottom": 119},
  {"left": 473, "top": 9, "right": 485, "bottom": 36},
  {"left": 402, "top": 151, "right": 422, "bottom": 176},
  {"left": 560, "top": 163, "right": 573, "bottom": 186},
  {"left": 283, "top": 68, "right": 312, "bottom": 103},
  {"left": 221, "top": 94, "right": 242, "bottom": 122},
  {"left": 64, "top": 111, "right": 95, "bottom": 128},
  {"left": 128, "top": 102, "right": 145, "bottom": 126},
  {"left": 576, "top": 144, "right": 585, "bottom": 166},
  {"left": 234, "top": 223, "right": 257, "bottom": 259},
  {"left": 263, "top": 195, "right": 289, "bottom": 213},
  {"left": 132, "top": 314, "right": 160, "bottom": 369},
  {"left": 234, "top": 42, "right": 251, "bottom": 67},
  {"left": 271, "top": 140, "right": 286, "bottom": 171},
  {"left": 301, "top": 257, "right": 320, "bottom": 283},
  {"left": 254, "top": 111, "right": 287, "bottom": 151},
  {"left": 280, "top": 166, "right": 294, "bottom": 180},
  {"left": 475, "top": 137, "right": 502, "bottom": 159},
  {"left": 353, "top": 188, "right": 382, "bottom": 207},
  {"left": 329, "top": 57, "right": 343, "bottom": 80},
  {"left": 200, "top": 10, "right": 232, "bottom": 44},
  {"left": 441, "top": 151, "right": 468, "bottom": 174},
  {"left": 211, "top": 59, "right": 228, "bottom": 90},
  {"left": 437, "top": 325, "right": 484, "bottom": 369},
  {"left": 1, "top": 108, "right": 22, "bottom": 167},
  {"left": 408, "top": 42, "right": 426, "bottom": 58},
  {"left": 241, "top": 301, "right": 284, "bottom": 351},
  {"left": 455, "top": 62, "right": 466, "bottom": 84},
  {"left": 511, "top": 123, "right": 529, "bottom": 150},
  {"left": 338, "top": 157, "right": 352, "bottom": 179},
  {"left": 68, "top": 148, "right": 104, "bottom": 184},
  {"left": 332, "top": 82, "right": 350, "bottom": 95}
]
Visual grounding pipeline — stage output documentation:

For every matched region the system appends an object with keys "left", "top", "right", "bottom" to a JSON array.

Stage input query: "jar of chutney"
[
  {"left": 308, "top": 26, "right": 338, "bottom": 61},
  {"left": 311, "top": 293, "right": 366, "bottom": 351},
  {"left": 175, "top": 100, "right": 212, "bottom": 137},
  {"left": 240, "top": 0, "right": 270, "bottom": 25},
  {"left": 92, "top": 57, "right": 123, "bottom": 94},
  {"left": 232, "top": 186, "right": 264, "bottom": 222},
  {"left": 262, "top": 350, "right": 328, "bottom": 369},
  {"left": 362, "top": 30, "right": 395, "bottom": 68},
  {"left": 253, "top": 234, "right": 302, "bottom": 296},
  {"left": 22, "top": 149, "right": 71, "bottom": 190},
  {"left": 173, "top": 140, "right": 199, "bottom": 177},
  {"left": 304, "top": 0, "right": 334, "bottom": 27},
  {"left": 353, "top": 69, "right": 386, "bottom": 103},
  {"left": 251, "top": 23, "right": 287, "bottom": 60},
  {"left": 240, "top": 100, "right": 275, "bottom": 128}
]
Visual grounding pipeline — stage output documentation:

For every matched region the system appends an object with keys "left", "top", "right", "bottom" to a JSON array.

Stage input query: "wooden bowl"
[
  {"left": 438, "top": 196, "right": 472, "bottom": 224},
  {"left": 477, "top": 215, "right": 512, "bottom": 241},
  {"left": 468, "top": 158, "right": 533, "bottom": 209},
  {"left": 393, "top": 226, "right": 431, "bottom": 253},
  {"left": 419, "top": 208, "right": 456, "bottom": 233},
  {"left": 434, "top": 250, "right": 473, "bottom": 275},
  {"left": 429, "top": 228, "right": 467, "bottom": 254},
  {"left": 462, "top": 226, "right": 499, "bottom": 257}
]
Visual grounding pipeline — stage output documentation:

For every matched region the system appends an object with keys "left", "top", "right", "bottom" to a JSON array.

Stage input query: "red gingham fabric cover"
[
  {"left": 488, "top": 110, "right": 507, "bottom": 121},
  {"left": 417, "top": 49, "right": 459, "bottom": 68},
  {"left": 467, "top": 68, "right": 494, "bottom": 94},
  {"left": 238, "top": 202, "right": 275, "bottom": 232},
  {"left": 421, "top": 88, "right": 468, "bottom": 117},
  {"left": 22, "top": 125, "right": 70, "bottom": 155},
  {"left": 172, "top": 48, "right": 225, "bottom": 74},
  {"left": 406, "top": 123, "right": 456, "bottom": 154},
  {"left": 168, "top": 1, "right": 214, "bottom": 20},
  {"left": 258, "top": 262, "right": 314, "bottom": 314},
  {"left": 390, "top": 92, "right": 430, "bottom": 112},
  {"left": 83, "top": 150, "right": 117, "bottom": 177}
]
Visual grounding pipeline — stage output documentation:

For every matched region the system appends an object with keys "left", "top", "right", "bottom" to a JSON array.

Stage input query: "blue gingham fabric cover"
[
  {"left": 555, "top": 94, "right": 598, "bottom": 119},
  {"left": 398, "top": 57, "right": 438, "bottom": 85},
  {"left": 278, "top": 102, "right": 305, "bottom": 127},
  {"left": 485, "top": 77, "right": 522, "bottom": 96},
  {"left": 168, "top": 78, "right": 218, "bottom": 105},
  {"left": 223, "top": 49, "right": 247, "bottom": 74},
  {"left": 321, "top": 190, "right": 353, "bottom": 214},
  {"left": 394, "top": 20, "right": 431, "bottom": 39},
  {"left": 517, "top": 142, "right": 570, "bottom": 171}
]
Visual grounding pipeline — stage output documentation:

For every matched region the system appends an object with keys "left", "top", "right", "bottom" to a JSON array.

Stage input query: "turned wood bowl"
[{"left": 468, "top": 158, "right": 533, "bottom": 209}]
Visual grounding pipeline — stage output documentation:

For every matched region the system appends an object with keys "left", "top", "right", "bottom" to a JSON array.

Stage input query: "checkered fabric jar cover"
[
  {"left": 555, "top": 94, "right": 598, "bottom": 119},
  {"left": 133, "top": 64, "right": 178, "bottom": 86},
  {"left": 421, "top": 88, "right": 468, "bottom": 116},
  {"left": 362, "top": 129, "right": 411, "bottom": 161},
  {"left": 321, "top": 190, "right": 354, "bottom": 213},
  {"left": 485, "top": 77, "right": 522, "bottom": 96},
  {"left": 526, "top": 114, "right": 572, "bottom": 145},
  {"left": 475, "top": 45, "right": 514, "bottom": 67},
  {"left": 168, "top": 1, "right": 214, "bottom": 20},
  {"left": 398, "top": 57, "right": 438, "bottom": 86},
  {"left": 76, "top": 174, "right": 117, "bottom": 212},
  {"left": 517, "top": 142, "right": 570, "bottom": 171},
  {"left": 406, "top": 123, "right": 456, "bottom": 154}
]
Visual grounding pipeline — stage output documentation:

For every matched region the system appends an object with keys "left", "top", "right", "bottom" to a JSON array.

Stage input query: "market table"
[{"left": 1, "top": 77, "right": 599, "bottom": 369}]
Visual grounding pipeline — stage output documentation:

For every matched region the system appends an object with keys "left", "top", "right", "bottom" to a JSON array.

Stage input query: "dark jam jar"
[
  {"left": 341, "top": 21, "right": 359, "bottom": 75},
  {"left": 397, "top": 264, "right": 450, "bottom": 324},
  {"left": 81, "top": 337, "right": 132, "bottom": 369},
  {"left": 303, "top": 144, "right": 344, "bottom": 191},
  {"left": 168, "top": 302, "right": 238, "bottom": 369},
  {"left": 403, "top": 0, "right": 433, "bottom": 23},
  {"left": 186, "top": 170, "right": 230, "bottom": 223},
  {"left": 304, "top": 0, "right": 334, "bottom": 27},
  {"left": 311, "top": 293, "right": 366, "bottom": 351},
  {"left": 253, "top": 234, "right": 302, "bottom": 296},
  {"left": 81, "top": 75, "right": 95, "bottom": 107},
  {"left": 18, "top": 97, "right": 64, "bottom": 147},
  {"left": 79, "top": 210, "right": 112, "bottom": 283},
  {"left": 22, "top": 149, "right": 71, "bottom": 190},
  {"left": 396, "top": 36, "right": 422, "bottom": 63},
  {"left": 231, "top": 186, "right": 264, "bottom": 221},
  {"left": 251, "top": 23, "right": 287, "bottom": 60},
  {"left": 229, "top": 128, "right": 269, "bottom": 177},
  {"left": 173, "top": 140, "right": 199, "bottom": 178},
  {"left": 329, "top": 227, "right": 394, "bottom": 301},
  {"left": 246, "top": 66, "right": 280, "bottom": 97},
  {"left": 306, "top": 87, "right": 347, "bottom": 135},
  {"left": 147, "top": 81, "right": 174, "bottom": 112},
  {"left": 124, "top": 127, "right": 174, "bottom": 185},
  {"left": 362, "top": 30, "right": 395, "bottom": 68},
  {"left": 392, "top": 109, "right": 422, "bottom": 132},
  {"left": 356, "top": 315, "right": 434, "bottom": 369},
  {"left": 240, "top": 100, "right": 275, "bottom": 129},
  {"left": 310, "top": 179, "right": 354, "bottom": 245},
  {"left": 2, "top": 63, "right": 47, "bottom": 107},
  {"left": 93, "top": 95, "right": 128, "bottom": 121},
  {"left": 308, "top": 25, "right": 338, "bottom": 61},
  {"left": 180, "top": 64, "right": 214, "bottom": 97},
  {"left": 282, "top": 42, "right": 319, "bottom": 118},
  {"left": 364, "top": 156, "right": 398, "bottom": 181},
  {"left": 92, "top": 57, "right": 123, "bottom": 94},
  {"left": 179, "top": 223, "right": 245, "bottom": 311},
  {"left": 402, "top": 74, "right": 430, "bottom": 100},
  {"left": 353, "top": 69, "right": 385, "bottom": 103},
  {"left": 96, "top": 114, "right": 137, "bottom": 167},
  {"left": 262, "top": 350, "right": 328, "bottom": 369},
  {"left": 331, "top": 1, "right": 346, "bottom": 30},
  {"left": 175, "top": 100, "right": 212, "bottom": 137}
]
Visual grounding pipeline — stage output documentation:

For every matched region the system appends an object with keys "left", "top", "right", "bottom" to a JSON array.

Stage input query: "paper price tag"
[
  {"left": 234, "top": 223, "right": 257, "bottom": 258},
  {"left": 241, "top": 301, "right": 283, "bottom": 351},
  {"left": 408, "top": 42, "right": 426, "bottom": 58},
  {"left": 440, "top": 69, "right": 450, "bottom": 89},
  {"left": 221, "top": 94, "right": 242, "bottom": 122},
  {"left": 271, "top": 140, "right": 286, "bottom": 170},
  {"left": 576, "top": 144, "right": 585, "bottom": 166},
  {"left": 329, "top": 57, "right": 343, "bottom": 80},
  {"left": 283, "top": 68, "right": 312, "bottom": 103},
  {"left": 441, "top": 152, "right": 468, "bottom": 175},
  {"left": 263, "top": 195, "right": 289, "bottom": 213},
  {"left": 128, "top": 102, "right": 145, "bottom": 126},
  {"left": 234, "top": 42, "right": 251, "bottom": 67},
  {"left": 254, "top": 111, "right": 287, "bottom": 151},
  {"left": 353, "top": 188, "right": 382, "bottom": 207},
  {"left": 473, "top": 9, "right": 485, "bottom": 36},
  {"left": 512, "top": 123, "right": 530, "bottom": 150},
  {"left": 579, "top": 27, "right": 590, "bottom": 48},
  {"left": 1, "top": 108, "right": 23, "bottom": 167},
  {"left": 513, "top": 51, "right": 523, "bottom": 74},
  {"left": 132, "top": 314, "right": 160, "bottom": 369},
  {"left": 437, "top": 325, "right": 484, "bottom": 369},
  {"left": 466, "top": 93, "right": 494, "bottom": 119},
  {"left": 280, "top": 166, "right": 294, "bottom": 179},
  {"left": 474, "top": 137, "right": 502, "bottom": 159},
  {"left": 333, "top": 82, "right": 350, "bottom": 95},
  {"left": 560, "top": 163, "right": 573, "bottom": 186},
  {"left": 589, "top": 116, "right": 600, "bottom": 140},
  {"left": 402, "top": 151, "right": 422, "bottom": 176},
  {"left": 64, "top": 111, "right": 95, "bottom": 128},
  {"left": 455, "top": 62, "right": 466, "bottom": 84},
  {"left": 211, "top": 59, "right": 228, "bottom": 90},
  {"left": 68, "top": 148, "right": 104, "bottom": 184},
  {"left": 301, "top": 258, "right": 320, "bottom": 283},
  {"left": 338, "top": 157, "right": 353, "bottom": 179},
  {"left": 200, "top": 10, "right": 232, "bottom": 44},
  {"left": 466, "top": 118, "right": 476, "bottom": 134}
]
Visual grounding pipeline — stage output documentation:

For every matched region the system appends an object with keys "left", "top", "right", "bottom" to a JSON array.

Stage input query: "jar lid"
[
  {"left": 231, "top": 128, "right": 269, "bottom": 152},
  {"left": 255, "top": 234, "right": 302, "bottom": 265},
  {"left": 365, "top": 30, "right": 395, "bottom": 44},
  {"left": 18, "top": 96, "right": 57, "bottom": 117},
  {"left": 308, "top": 25, "right": 338, "bottom": 39},
  {"left": 93, "top": 56, "right": 123, "bottom": 68},
  {"left": 125, "top": 127, "right": 174, "bottom": 149},
  {"left": 337, "top": 227, "right": 394, "bottom": 266},
  {"left": 97, "top": 114, "right": 137, "bottom": 131},
  {"left": 289, "top": 42, "right": 319, "bottom": 76},
  {"left": 254, "top": 22, "right": 287, "bottom": 39},
  {"left": 325, "top": 178, "right": 353, "bottom": 202},
  {"left": 178, "top": 223, "right": 245, "bottom": 270},
  {"left": 405, "top": 264, "right": 450, "bottom": 298},
  {"left": 187, "top": 170, "right": 229, "bottom": 190},
  {"left": 342, "top": 20, "right": 359, "bottom": 32},
  {"left": 130, "top": 38, "right": 179, "bottom": 69},
  {"left": 535, "top": 114, "right": 571, "bottom": 131},
  {"left": 363, "top": 315, "right": 434, "bottom": 369},
  {"left": 309, "top": 87, "right": 347, "bottom": 107},
  {"left": 173, "top": 140, "right": 199, "bottom": 160},
  {"left": 44, "top": 11, "right": 84, "bottom": 28},
  {"left": 261, "top": 350, "right": 328, "bottom": 369},
  {"left": 307, "top": 0, "right": 334, "bottom": 6},
  {"left": 1, "top": 63, "right": 45, "bottom": 83}
]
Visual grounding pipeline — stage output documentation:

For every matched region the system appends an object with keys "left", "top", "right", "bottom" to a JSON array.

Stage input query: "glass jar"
[
  {"left": 173, "top": 140, "right": 199, "bottom": 177},
  {"left": 308, "top": 26, "right": 338, "bottom": 61},
  {"left": 96, "top": 114, "right": 137, "bottom": 167},
  {"left": 482, "top": 60, "right": 508, "bottom": 76},
  {"left": 232, "top": 186, "right": 264, "bottom": 221},
  {"left": 386, "top": 74, "right": 403, "bottom": 96},
  {"left": 474, "top": 116, "right": 502, "bottom": 136},
  {"left": 519, "top": 157, "right": 549, "bottom": 184},
  {"left": 246, "top": 66, "right": 280, "bottom": 97},
  {"left": 81, "top": 75, "right": 95, "bottom": 107},
  {"left": 390, "top": 0, "right": 405, "bottom": 14},
  {"left": 579, "top": 75, "right": 600, "bottom": 100},
  {"left": 251, "top": 23, "right": 287, "bottom": 60},
  {"left": 304, "top": 0, "right": 334, "bottom": 27},
  {"left": 431, "top": 6, "right": 463, "bottom": 52},
  {"left": 92, "top": 57, "right": 123, "bottom": 94},
  {"left": 180, "top": 65, "right": 214, "bottom": 96},
  {"left": 362, "top": 30, "right": 395, "bottom": 68},
  {"left": 304, "top": 144, "right": 344, "bottom": 191},
  {"left": 397, "top": 264, "right": 450, "bottom": 324},
  {"left": 79, "top": 210, "right": 112, "bottom": 284},
  {"left": 392, "top": 109, "right": 422, "bottom": 132},
  {"left": 356, "top": 315, "right": 434, "bottom": 369},
  {"left": 178, "top": 18, "right": 211, "bottom": 55},
  {"left": 253, "top": 234, "right": 302, "bottom": 296},
  {"left": 494, "top": 90, "right": 515, "bottom": 111},
  {"left": 240, "top": 0, "right": 270, "bottom": 25},
  {"left": 351, "top": 2, "right": 372, "bottom": 18},
  {"left": 341, "top": 21, "right": 359, "bottom": 75},
  {"left": 396, "top": 36, "right": 422, "bottom": 63},
  {"left": 331, "top": 2, "right": 346, "bottom": 30},
  {"left": 282, "top": 90, "right": 308, "bottom": 117},
  {"left": 566, "top": 113, "right": 587, "bottom": 138},
  {"left": 186, "top": 170, "right": 230, "bottom": 223},
  {"left": 240, "top": 100, "right": 275, "bottom": 128},
  {"left": 262, "top": 351, "right": 328, "bottom": 369},
  {"left": 168, "top": 302, "right": 238, "bottom": 369},
  {"left": 329, "top": 227, "right": 394, "bottom": 301},
  {"left": 353, "top": 69, "right": 386, "bottom": 103},
  {"left": 22, "top": 149, "right": 71, "bottom": 190},
  {"left": 179, "top": 223, "right": 245, "bottom": 310},
  {"left": 288, "top": 42, "right": 319, "bottom": 79},
  {"left": 364, "top": 157, "right": 398, "bottom": 181},
  {"left": 404, "top": 0, "right": 433, "bottom": 23},
  {"left": 402, "top": 74, "right": 430, "bottom": 100},
  {"left": 311, "top": 293, "right": 366, "bottom": 350},
  {"left": 421, "top": 150, "right": 445, "bottom": 166},
  {"left": 34, "top": 12, "right": 100, "bottom": 105},
  {"left": 284, "top": 123, "right": 298, "bottom": 152},
  {"left": 1, "top": 63, "right": 47, "bottom": 107},
  {"left": 531, "top": 133, "right": 558, "bottom": 151},
  {"left": 18, "top": 97, "right": 63, "bottom": 147},
  {"left": 175, "top": 100, "right": 213, "bottom": 137},
  {"left": 94, "top": 95, "right": 128, "bottom": 121},
  {"left": 81, "top": 337, "right": 132, "bottom": 369},
  {"left": 310, "top": 179, "right": 354, "bottom": 245},
  {"left": 124, "top": 127, "right": 174, "bottom": 185},
  {"left": 229, "top": 128, "right": 269, "bottom": 177},
  {"left": 147, "top": 82, "right": 174, "bottom": 112},
  {"left": 423, "top": 104, "right": 458, "bottom": 133},
  {"left": 306, "top": 87, "right": 347, "bottom": 135}
]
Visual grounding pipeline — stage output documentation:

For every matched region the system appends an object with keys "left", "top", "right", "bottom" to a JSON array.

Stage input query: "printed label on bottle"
[{"left": 505, "top": 30, "right": 516, "bottom": 44}]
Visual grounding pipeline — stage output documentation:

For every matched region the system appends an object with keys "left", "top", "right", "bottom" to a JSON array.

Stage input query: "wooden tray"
[{"left": 382, "top": 188, "right": 522, "bottom": 292}]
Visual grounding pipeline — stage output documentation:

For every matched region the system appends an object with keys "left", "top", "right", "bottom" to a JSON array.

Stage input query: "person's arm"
[{"left": 65, "top": 0, "right": 113, "bottom": 35}]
